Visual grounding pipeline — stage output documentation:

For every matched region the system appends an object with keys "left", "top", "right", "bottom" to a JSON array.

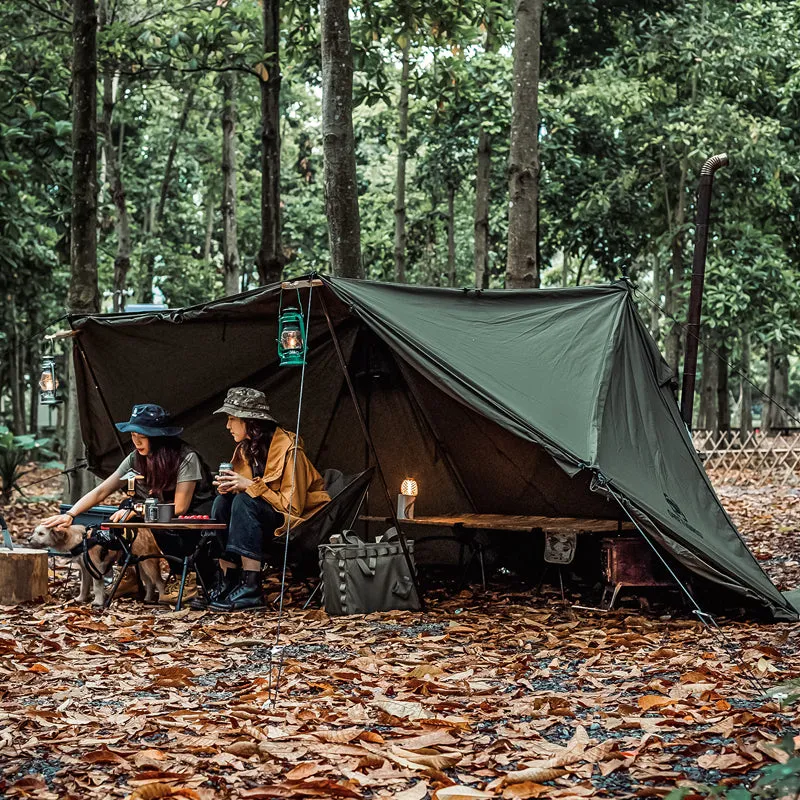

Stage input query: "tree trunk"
[
  {"left": 763, "top": 343, "right": 790, "bottom": 434},
  {"left": 474, "top": 126, "right": 491, "bottom": 289},
  {"left": 255, "top": 0, "right": 284, "bottom": 286},
  {"left": 739, "top": 331, "right": 752, "bottom": 442},
  {"left": 320, "top": 0, "right": 362, "bottom": 279},
  {"left": 664, "top": 156, "right": 688, "bottom": 382},
  {"left": 393, "top": 39, "right": 410, "bottom": 283},
  {"left": 221, "top": 72, "right": 241, "bottom": 297},
  {"left": 447, "top": 184, "right": 456, "bottom": 287},
  {"left": 203, "top": 186, "right": 214, "bottom": 265},
  {"left": 505, "top": 0, "right": 542, "bottom": 289},
  {"left": 67, "top": 0, "right": 100, "bottom": 503},
  {"left": 650, "top": 256, "right": 660, "bottom": 340},
  {"left": 698, "top": 329, "right": 717, "bottom": 432},
  {"left": 8, "top": 296, "right": 25, "bottom": 434},
  {"left": 27, "top": 326, "right": 39, "bottom": 435},
  {"left": 473, "top": 11, "right": 497, "bottom": 290},
  {"left": 716, "top": 336, "right": 730, "bottom": 435},
  {"left": 140, "top": 87, "right": 196, "bottom": 302},
  {"left": 101, "top": 68, "right": 131, "bottom": 313}
]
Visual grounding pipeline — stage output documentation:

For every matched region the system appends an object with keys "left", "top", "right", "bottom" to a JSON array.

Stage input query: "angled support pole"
[{"left": 319, "top": 291, "right": 426, "bottom": 611}]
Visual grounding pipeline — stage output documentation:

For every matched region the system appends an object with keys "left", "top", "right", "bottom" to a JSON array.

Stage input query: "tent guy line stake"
[
  {"left": 602, "top": 479, "right": 768, "bottom": 697},
  {"left": 318, "top": 287, "right": 426, "bottom": 612},
  {"left": 268, "top": 281, "right": 315, "bottom": 709}
]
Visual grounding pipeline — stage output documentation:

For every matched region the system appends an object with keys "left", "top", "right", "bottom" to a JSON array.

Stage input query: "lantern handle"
[{"left": 44, "top": 329, "right": 79, "bottom": 341}]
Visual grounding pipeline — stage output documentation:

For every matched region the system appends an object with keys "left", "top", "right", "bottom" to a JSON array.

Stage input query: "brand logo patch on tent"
[{"left": 664, "top": 493, "right": 701, "bottom": 536}]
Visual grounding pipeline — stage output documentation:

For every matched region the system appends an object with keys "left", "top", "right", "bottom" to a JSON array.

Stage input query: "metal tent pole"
[{"left": 319, "top": 291, "right": 426, "bottom": 611}]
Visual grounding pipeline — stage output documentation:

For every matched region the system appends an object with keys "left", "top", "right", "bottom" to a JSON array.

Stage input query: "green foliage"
[
  {"left": 1, "top": 0, "right": 799, "bottom": 426},
  {"left": 665, "top": 734, "right": 800, "bottom": 800},
  {"left": 0, "top": 425, "right": 58, "bottom": 504}
]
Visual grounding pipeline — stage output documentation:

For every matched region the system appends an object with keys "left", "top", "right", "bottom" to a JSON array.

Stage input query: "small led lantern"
[
  {"left": 278, "top": 306, "right": 307, "bottom": 367},
  {"left": 397, "top": 478, "right": 418, "bottom": 519},
  {"left": 119, "top": 469, "right": 144, "bottom": 497},
  {"left": 39, "top": 355, "right": 63, "bottom": 405}
]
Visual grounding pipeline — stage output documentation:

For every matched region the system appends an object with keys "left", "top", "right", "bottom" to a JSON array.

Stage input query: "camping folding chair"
[
  {"left": 271, "top": 467, "right": 374, "bottom": 604},
  {"left": 535, "top": 530, "right": 578, "bottom": 602}
]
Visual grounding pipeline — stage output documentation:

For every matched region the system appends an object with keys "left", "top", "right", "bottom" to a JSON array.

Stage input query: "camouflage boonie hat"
[{"left": 214, "top": 387, "right": 276, "bottom": 422}]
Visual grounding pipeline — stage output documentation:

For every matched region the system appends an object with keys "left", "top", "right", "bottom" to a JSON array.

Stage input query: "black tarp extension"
[{"left": 69, "top": 276, "right": 798, "bottom": 620}]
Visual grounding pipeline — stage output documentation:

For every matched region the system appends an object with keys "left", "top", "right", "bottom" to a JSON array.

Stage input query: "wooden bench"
[
  {"left": 360, "top": 514, "right": 635, "bottom": 590},
  {"left": 360, "top": 513, "right": 633, "bottom": 535}
]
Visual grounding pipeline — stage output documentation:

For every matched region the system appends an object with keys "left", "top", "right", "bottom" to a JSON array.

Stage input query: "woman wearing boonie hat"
[
  {"left": 42, "top": 403, "right": 213, "bottom": 533},
  {"left": 194, "top": 387, "right": 330, "bottom": 612}
]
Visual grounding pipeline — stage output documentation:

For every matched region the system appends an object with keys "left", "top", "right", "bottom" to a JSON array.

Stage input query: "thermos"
[{"left": 144, "top": 496, "right": 158, "bottom": 523}]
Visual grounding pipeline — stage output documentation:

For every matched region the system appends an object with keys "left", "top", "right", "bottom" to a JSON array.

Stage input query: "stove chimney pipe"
[{"left": 680, "top": 152, "right": 729, "bottom": 431}]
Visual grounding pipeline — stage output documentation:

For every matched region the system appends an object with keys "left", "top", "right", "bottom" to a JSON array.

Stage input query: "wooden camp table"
[
  {"left": 102, "top": 521, "right": 228, "bottom": 611},
  {"left": 360, "top": 514, "right": 635, "bottom": 591},
  {"left": 103, "top": 522, "right": 227, "bottom": 531},
  {"left": 359, "top": 514, "right": 633, "bottom": 535}
]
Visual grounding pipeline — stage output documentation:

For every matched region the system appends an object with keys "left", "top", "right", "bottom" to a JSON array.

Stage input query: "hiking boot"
[
  {"left": 210, "top": 570, "right": 267, "bottom": 611},
  {"left": 160, "top": 572, "right": 197, "bottom": 605},
  {"left": 192, "top": 568, "right": 240, "bottom": 610}
]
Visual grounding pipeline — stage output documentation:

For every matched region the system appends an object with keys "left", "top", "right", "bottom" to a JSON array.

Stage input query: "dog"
[{"left": 29, "top": 523, "right": 165, "bottom": 607}]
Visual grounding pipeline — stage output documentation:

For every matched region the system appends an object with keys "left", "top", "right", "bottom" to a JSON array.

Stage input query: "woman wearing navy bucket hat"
[{"left": 42, "top": 404, "right": 215, "bottom": 590}]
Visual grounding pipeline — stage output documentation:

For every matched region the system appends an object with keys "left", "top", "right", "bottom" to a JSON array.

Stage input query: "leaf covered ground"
[{"left": 0, "top": 468, "right": 799, "bottom": 800}]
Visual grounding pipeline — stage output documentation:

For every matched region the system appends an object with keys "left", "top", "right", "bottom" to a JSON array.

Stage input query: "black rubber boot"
[
  {"left": 192, "top": 567, "right": 240, "bottom": 610},
  {"left": 210, "top": 570, "right": 267, "bottom": 611}
]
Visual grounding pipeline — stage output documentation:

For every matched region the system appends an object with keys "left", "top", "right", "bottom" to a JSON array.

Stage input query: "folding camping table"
[{"left": 103, "top": 521, "right": 227, "bottom": 610}]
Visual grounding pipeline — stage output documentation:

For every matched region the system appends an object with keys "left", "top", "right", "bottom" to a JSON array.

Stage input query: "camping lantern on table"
[
  {"left": 278, "top": 306, "right": 307, "bottom": 367},
  {"left": 38, "top": 355, "right": 62, "bottom": 405},
  {"left": 119, "top": 469, "right": 144, "bottom": 497},
  {"left": 397, "top": 478, "right": 418, "bottom": 519}
]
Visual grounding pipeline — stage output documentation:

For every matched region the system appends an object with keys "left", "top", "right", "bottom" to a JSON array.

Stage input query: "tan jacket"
[{"left": 231, "top": 427, "right": 330, "bottom": 536}]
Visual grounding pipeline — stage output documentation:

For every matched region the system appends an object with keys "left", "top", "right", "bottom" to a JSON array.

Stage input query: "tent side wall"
[{"left": 595, "top": 298, "right": 795, "bottom": 619}]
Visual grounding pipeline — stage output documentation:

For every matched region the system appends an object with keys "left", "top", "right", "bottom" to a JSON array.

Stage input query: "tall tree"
[
  {"left": 505, "top": 0, "right": 542, "bottom": 289},
  {"left": 66, "top": 0, "right": 100, "bottom": 502},
  {"left": 221, "top": 73, "right": 241, "bottom": 296},
  {"left": 256, "top": 0, "right": 284, "bottom": 286},
  {"left": 320, "top": 0, "right": 363, "bottom": 278},
  {"left": 140, "top": 86, "right": 196, "bottom": 303},
  {"left": 393, "top": 38, "right": 411, "bottom": 283},
  {"left": 473, "top": 8, "right": 500, "bottom": 289}
]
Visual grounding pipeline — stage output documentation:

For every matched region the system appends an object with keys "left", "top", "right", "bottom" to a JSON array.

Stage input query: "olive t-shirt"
[{"left": 115, "top": 445, "right": 207, "bottom": 505}]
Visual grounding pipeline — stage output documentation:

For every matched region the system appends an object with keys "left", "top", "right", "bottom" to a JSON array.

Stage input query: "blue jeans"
[{"left": 212, "top": 492, "right": 283, "bottom": 564}]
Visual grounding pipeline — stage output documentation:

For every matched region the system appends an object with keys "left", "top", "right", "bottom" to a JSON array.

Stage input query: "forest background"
[{"left": 1, "top": 0, "right": 800, "bottom": 483}]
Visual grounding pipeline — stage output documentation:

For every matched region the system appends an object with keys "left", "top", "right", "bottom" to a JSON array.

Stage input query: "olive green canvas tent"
[{"left": 69, "top": 276, "right": 798, "bottom": 621}]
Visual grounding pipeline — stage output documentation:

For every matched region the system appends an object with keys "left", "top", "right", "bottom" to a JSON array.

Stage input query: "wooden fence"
[{"left": 692, "top": 429, "right": 800, "bottom": 486}]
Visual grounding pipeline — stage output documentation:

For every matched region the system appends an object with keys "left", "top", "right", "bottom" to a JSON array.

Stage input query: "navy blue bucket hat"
[{"left": 115, "top": 404, "right": 183, "bottom": 437}]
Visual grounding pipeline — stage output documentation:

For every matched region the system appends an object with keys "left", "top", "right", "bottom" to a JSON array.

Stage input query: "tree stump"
[{"left": 0, "top": 548, "right": 49, "bottom": 604}]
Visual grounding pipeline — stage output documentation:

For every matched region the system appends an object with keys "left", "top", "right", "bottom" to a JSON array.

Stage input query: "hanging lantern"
[
  {"left": 278, "top": 306, "right": 307, "bottom": 367},
  {"left": 397, "top": 478, "right": 418, "bottom": 519},
  {"left": 38, "top": 355, "right": 63, "bottom": 405}
]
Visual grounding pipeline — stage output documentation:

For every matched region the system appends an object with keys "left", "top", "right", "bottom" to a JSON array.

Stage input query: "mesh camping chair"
[{"left": 273, "top": 467, "right": 374, "bottom": 596}]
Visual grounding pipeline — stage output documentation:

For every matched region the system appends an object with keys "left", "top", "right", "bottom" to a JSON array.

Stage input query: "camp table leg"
[
  {"left": 104, "top": 550, "right": 134, "bottom": 610},
  {"left": 175, "top": 557, "right": 191, "bottom": 611}
]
